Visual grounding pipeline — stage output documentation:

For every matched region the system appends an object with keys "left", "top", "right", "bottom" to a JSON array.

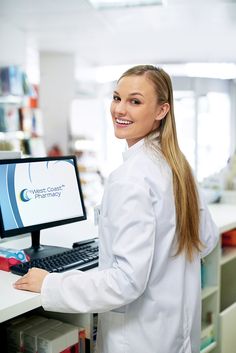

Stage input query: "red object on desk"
[
  {"left": 222, "top": 229, "right": 236, "bottom": 246},
  {"left": 0, "top": 248, "right": 30, "bottom": 272},
  {"left": 0, "top": 257, "right": 23, "bottom": 272}
]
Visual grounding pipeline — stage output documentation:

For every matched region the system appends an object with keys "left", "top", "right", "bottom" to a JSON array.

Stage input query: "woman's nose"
[{"left": 114, "top": 101, "right": 126, "bottom": 115}]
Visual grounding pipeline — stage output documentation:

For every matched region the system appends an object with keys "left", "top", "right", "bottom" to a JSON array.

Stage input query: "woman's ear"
[{"left": 155, "top": 103, "right": 170, "bottom": 121}]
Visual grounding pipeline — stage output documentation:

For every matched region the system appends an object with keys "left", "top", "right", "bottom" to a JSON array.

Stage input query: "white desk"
[
  {"left": 0, "top": 220, "right": 98, "bottom": 323},
  {"left": 208, "top": 203, "right": 236, "bottom": 233},
  {"left": 1, "top": 204, "right": 236, "bottom": 325}
]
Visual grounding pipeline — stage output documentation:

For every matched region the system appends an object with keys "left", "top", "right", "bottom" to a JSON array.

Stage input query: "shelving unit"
[
  {"left": 201, "top": 240, "right": 220, "bottom": 352},
  {"left": 207, "top": 203, "right": 236, "bottom": 353},
  {"left": 0, "top": 66, "right": 46, "bottom": 157},
  {"left": 202, "top": 286, "right": 218, "bottom": 301},
  {"left": 69, "top": 136, "right": 104, "bottom": 220},
  {"left": 0, "top": 100, "right": 45, "bottom": 157},
  {"left": 35, "top": 309, "right": 97, "bottom": 353}
]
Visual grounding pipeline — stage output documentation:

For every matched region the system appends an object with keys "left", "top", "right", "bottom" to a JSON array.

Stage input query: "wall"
[
  {"left": 0, "top": 22, "right": 26, "bottom": 67},
  {"left": 39, "top": 52, "right": 75, "bottom": 154},
  {"left": 230, "top": 80, "right": 236, "bottom": 155}
]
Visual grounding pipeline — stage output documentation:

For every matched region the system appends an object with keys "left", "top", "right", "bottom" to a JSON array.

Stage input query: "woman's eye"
[
  {"left": 113, "top": 95, "right": 120, "bottom": 101},
  {"left": 131, "top": 99, "right": 141, "bottom": 105}
]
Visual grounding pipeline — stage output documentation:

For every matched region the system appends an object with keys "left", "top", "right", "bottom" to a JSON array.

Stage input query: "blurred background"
[{"left": 1, "top": 0, "right": 236, "bottom": 211}]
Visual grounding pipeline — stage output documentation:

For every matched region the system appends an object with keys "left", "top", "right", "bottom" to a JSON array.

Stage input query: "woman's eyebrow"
[
  {"left": 113, "top": 90, "right": 144, "bottom": 97},
  {"left": 129, "top": 92, "right": 144, "bottom": 97}
]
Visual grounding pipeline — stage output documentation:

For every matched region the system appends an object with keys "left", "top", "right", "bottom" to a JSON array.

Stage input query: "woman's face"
[{"left": 110, "top": 74, "right": 166, "bottom": 147}]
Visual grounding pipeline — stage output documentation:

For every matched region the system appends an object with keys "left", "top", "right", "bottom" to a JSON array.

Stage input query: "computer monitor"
[{"left": 0, "top": 155, "right": 86, "bottom": 260}]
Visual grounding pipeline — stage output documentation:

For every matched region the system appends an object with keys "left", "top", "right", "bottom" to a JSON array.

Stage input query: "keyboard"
[{"left": 10, "top": 238, "right": 99, "bottom": 276}]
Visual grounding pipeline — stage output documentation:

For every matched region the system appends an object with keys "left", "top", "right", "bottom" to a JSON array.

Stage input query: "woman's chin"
[{"left": 114, "top": 131, "right": 127, "bottom": 140}]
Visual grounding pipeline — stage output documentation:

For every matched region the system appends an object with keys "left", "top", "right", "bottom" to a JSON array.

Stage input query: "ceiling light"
[
  {"left": 162, "top": 63, "right": 236, "bottom": 80},
  {"left": 88, "top": 0, "right": 164, "bottom": 10},
  {"left": 185, "top": 63, "right": 236, "bottom": 80}
]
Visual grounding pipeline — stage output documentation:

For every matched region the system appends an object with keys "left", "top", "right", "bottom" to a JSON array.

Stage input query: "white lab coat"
[{"left": 41, "top": 139, "right": 219, "bottom": 353}]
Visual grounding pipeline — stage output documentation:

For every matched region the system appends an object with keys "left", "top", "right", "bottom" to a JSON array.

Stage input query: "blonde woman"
[{"left": 14, "top": 65, "right": 218, "bottom": 353}]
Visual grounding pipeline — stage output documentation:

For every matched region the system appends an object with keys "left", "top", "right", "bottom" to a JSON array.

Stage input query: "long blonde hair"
[{"left": 119, "top": 65, "right": 202, "bottom": 261}]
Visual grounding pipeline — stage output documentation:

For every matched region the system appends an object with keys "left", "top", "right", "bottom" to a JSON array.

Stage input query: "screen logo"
[
  {"left": 20, "top": 189, "right": 33, "bottom": 202},
  {"left": 19, "top": 184, "right": 65, "bottom": 202}
]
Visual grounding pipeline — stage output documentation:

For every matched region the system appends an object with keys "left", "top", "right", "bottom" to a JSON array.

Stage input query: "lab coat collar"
[{"left": 122, "top": 139, "right": 145, "bottom": 161}]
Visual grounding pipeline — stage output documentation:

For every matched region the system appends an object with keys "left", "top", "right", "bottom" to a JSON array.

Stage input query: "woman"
[{"left": 14, "top": 65, "right": 218, "bottom": 353}]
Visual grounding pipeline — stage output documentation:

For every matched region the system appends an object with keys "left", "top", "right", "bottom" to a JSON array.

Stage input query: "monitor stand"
[{"left": 24, "top": 230, "right": 69, "bottom": 260}]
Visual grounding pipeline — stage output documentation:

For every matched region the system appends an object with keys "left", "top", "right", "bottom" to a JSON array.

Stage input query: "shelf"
[
  {"left": 0, "top": 130, "right": 31, "bottom": 140},
  {"left": 0, "top": 95, "right": 23, "bottom": 104},
  {"left": 221, "top": 246, "right": 236, "bottom": 265},
  {"left": 201, "top": 286, "right": 218, "bottom": 300},
  {"left": 200, "top": 341, "right": 217, "bottom": 353}
]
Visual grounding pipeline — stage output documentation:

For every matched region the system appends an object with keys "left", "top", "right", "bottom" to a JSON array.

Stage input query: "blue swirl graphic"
[
  {"left": 7, "top": 164, "right": 24, "bottom": 228},
  {"left": 20, "top": 188, "right": 32, "bottom": 202}
]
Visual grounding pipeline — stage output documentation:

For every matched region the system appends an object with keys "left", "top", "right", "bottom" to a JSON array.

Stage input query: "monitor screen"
[{"left": 0, "top": 156, "right": 86, "bottom": 259}]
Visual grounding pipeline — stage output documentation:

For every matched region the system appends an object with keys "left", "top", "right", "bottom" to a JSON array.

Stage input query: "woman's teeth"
[{"left": 116, "top": 118, "right": 133, "bottom": 125}]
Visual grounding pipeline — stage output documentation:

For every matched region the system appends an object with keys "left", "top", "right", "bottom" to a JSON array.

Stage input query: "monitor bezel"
[{"left": 0, "top": 155, "right": 87, "bottom": 238}]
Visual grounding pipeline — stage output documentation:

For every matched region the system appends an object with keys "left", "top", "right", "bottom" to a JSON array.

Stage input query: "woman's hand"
[{"left": 13, "top": 268, "right": 49, "bottom": 293}]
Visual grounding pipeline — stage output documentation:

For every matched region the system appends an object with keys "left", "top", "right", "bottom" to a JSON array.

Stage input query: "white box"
[
  {"left": 37, "top": 323, "right": 78, "bottom": 353},
  {"left": 23, "top": 319, "right": 62, "bottom": 353},
  {"left": 7, "top": 316, "right": 48, "bottom": 353}
]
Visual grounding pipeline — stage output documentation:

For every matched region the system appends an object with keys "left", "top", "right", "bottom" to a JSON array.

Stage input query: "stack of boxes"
[
  {"left": 7, "top": 315, "right": 48, "bottom": 352},
  {"left": 37, "top": 323, "right": 79, "bottom": 353},
  {"left": 6, "top": 315, "right": 83, "bottom": 353}
]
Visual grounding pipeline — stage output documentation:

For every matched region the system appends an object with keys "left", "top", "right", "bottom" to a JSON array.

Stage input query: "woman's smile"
[{"left": 115, "top": 117, "right": 133, "bottom": 127}]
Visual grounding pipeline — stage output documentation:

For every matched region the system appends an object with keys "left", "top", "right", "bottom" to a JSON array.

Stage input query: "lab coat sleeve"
[
  {"left": 41, "top": 180, "right": 156, "bottom": 313},
  {"left": 199, "top": 191, "right": 219, "bottom": 258}
]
